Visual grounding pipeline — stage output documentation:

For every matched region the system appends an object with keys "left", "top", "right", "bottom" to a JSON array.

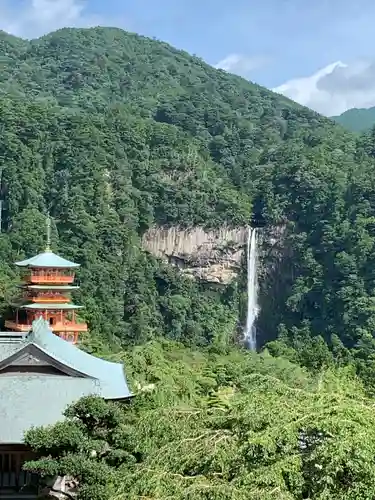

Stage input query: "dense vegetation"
[
  {"left": 1, "top": 26, "right": 375, "bottom": 375},
  {"left": 0, "top": 26, "right": 373, "bottom": 358},
  {"left": 24, "top": 341, "right": 375, "bottom": 499},
  {"left": 332, "top": 106, "right": 375, "bottom": 132},
  {"left": 2, "top": 25, "right": 375, "bottom": 498},
  {"left": 1, "top": 25, "right": 375, "bottom": 375}
]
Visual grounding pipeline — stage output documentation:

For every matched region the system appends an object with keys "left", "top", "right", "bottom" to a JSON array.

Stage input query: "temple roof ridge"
[
  {"left": 15, "top": 251, "right": 80, "bottom": 268},
  {"left": 0, "top": 320, "right": 131, "bottom": 444},
  {"left": 22, "top": 318, "right": 131, "bottom": 399}
]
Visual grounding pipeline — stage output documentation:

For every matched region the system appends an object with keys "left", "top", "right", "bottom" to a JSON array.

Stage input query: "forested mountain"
[
  {"left": 1, "top": 26, "right": 375, "bottom": 371},
  {"left": 4, "top": 25, "right": 375, "bottom": 499},
  {"left": 332, "top": 105, "right": 375, "bottom": 132}
]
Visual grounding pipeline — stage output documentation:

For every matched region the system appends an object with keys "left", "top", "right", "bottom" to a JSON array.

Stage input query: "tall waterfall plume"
[{"left": 244, "top": 227, "right": 259, "bottom": 350}]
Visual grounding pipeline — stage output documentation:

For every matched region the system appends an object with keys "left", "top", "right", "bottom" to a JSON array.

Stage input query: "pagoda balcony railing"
[
  {"left": 4, "top": 320, "right": 88, "bottom": 333},
  {"left": 28, "top": 274, "right": 75, "bottom": 284},
  {"left": 4, "top": 321, "right": 30, "bottom": 332},
  {"left": 52, "top": 321, "right": 88, "bottom": 332},
  {"left": 29, "top": 296, "right": 70, "bottom": 303}
]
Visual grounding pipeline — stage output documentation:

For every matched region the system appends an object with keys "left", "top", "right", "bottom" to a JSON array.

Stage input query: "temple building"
[
  {"left": 5, "top": 223, "right": 88, "bottom": 344},
  {"left": 0, "top": 317, "right": 131, "bottom": 496},
  {"left": 0, "top": 223, "right": 132, "bottom": 497}
]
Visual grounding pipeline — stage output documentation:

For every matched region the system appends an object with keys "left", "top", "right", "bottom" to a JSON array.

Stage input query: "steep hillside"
[
  {"left": 1, "top": 27, "right": 375, "bottom": 381},
  {"left": 332, "top": 106, "right": 375, "bottom": 132}
]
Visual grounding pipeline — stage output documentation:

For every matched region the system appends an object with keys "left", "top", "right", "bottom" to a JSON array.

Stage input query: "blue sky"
[
  {"left": 2, "top": 0, "right": 375, "bottom": 115},
  {"left": 51, "top": 0, "right": 375, "bottom": 87}
]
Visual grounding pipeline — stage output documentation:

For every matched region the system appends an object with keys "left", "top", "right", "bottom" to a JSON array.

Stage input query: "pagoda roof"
[
  {"left": 0, "top": 318, "right": 131, "bottom": 443},
  {"left": 20, "top": 303, "right": 83, "bottom": 310},
  {"left": 15, "top": 251, "right": 80, "bottom": 268}
]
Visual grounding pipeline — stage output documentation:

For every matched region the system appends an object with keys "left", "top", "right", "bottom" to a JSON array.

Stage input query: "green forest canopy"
[
  {"left": 0, "top": 28, "right": 375, "bottom": 360},
  {"left": 0, "top": 30, "right": 373, "bottom": 362},
  {"left": 2, "top": 25, "right": 375, "bottom": 499},
  {"left": 332, "top": 105, "right": 375, "bottom": 132},
  {"left": 24, "top": 341, "right": 375, "bottom": 500},
  {"left": 1, "top": 26, "right": 375, "bottom": 377}
]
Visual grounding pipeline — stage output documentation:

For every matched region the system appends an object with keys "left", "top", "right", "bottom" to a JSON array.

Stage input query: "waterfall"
[{"left": 244, "top": 227, "right": 259, "bottom": 350}]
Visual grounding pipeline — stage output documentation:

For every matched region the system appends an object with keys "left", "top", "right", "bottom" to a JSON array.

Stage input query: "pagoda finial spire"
[{"left": 45, "top": 214, "right": 51, "bottom": 252}]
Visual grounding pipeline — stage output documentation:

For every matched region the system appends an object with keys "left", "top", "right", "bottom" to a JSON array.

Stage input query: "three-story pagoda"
[{"left": 5, "top": 220, "right": 87, "bottom": 343}]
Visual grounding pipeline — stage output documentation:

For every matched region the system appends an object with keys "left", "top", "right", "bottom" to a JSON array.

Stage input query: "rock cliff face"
[
  {"left": 141, "top": 226, "right": 248, "bottom": 285},
  {"left": 142, "top": 224, "right": 290, "bottom": 346}
]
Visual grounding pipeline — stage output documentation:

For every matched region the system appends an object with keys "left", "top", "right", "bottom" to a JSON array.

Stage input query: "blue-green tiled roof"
[
  {"left": 15, "top": 251, "right": 80, "bottom": 268},
  {"left": 0, "top": 318, "right": 132, "bottom": 443},
  {"left": 0, "top": 343, "right": 20, "bottom": 361},
  {"left": 27, "top": 318, "right": 130, "bottom": 398},
  {"left": 0, "top": 376, "right": 100, "bottom": 443}
]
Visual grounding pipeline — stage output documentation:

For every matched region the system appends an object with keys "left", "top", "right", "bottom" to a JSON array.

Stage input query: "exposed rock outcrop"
[
  {"left": 142, "top": 226, "right": 248, "bottom": 284},
  {"left": 41, "top": 475, "right": 78, "bottom": 498},
  {"left": 142, "top": 224, "right": 290, "bottom": 346}
]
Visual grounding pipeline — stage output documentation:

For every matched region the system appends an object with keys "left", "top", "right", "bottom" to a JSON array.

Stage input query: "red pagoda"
[{"left": 5, "top": 219, "right": 88, "bottom": 343}]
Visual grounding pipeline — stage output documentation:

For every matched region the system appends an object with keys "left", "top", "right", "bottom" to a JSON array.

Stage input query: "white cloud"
[
  {"left": 214, "top": 53, "right": 268, "bottom": 77},
  {"left": 273, "top": 60, "right": 375, "bottom": 116},
  {"left": 0, "top": 0, "right": 101, "bottom": 39}
]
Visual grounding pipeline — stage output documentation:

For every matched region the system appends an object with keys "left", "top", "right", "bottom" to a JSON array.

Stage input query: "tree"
[
  {"left": 23, "top": 396, "right": 135, "bottom": 500},
  {"left": 23, "top": 342, "right": 375, "bottom": 500}
]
